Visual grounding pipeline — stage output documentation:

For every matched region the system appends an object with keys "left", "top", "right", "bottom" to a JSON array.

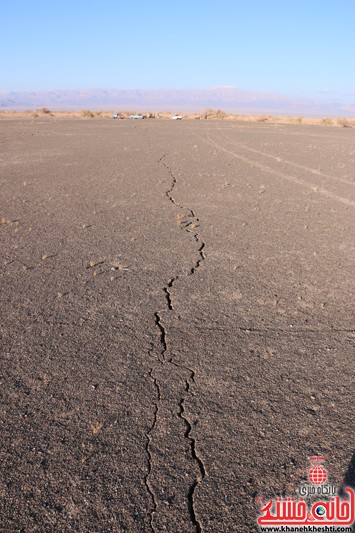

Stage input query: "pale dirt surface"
[{"left": 0, "top": 118, "right": 354, "bottom": 532}]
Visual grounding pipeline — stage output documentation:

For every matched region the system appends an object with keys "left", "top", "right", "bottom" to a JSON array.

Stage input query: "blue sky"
[{"left": 1, "top": 0, "right": 354, "bottom": 103}]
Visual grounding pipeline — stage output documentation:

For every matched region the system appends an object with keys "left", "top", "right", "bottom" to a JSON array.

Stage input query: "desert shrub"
[
  {"left": 285, "top": 116, "right": 303, "bottom": 124},
  {"left": 36, "top": 107, "right": 51, "bottom": 114},
  {"left": 321, "top": 117, "right": 333, "bottom": 126},
  {"left": 215, "top": 109, "right": 227, "bottom": 119},
  {"left": 203, "top": 108, "right": 227, "bottom": 119},
  {"left": 81, "top": 110, "right": 95, "bottom": 118},
  {"left": 336, "top": 117, "right": 351, "bottom": 127}
]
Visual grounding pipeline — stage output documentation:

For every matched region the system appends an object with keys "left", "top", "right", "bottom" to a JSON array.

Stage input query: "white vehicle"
[{"left": 171, "top": 114, "right": 182, "bottom": 120}]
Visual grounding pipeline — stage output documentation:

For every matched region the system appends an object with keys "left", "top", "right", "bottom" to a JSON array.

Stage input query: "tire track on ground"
[
  {"left": 203, "top": 129, "right": 355, "bottom": 207},
  {"left": 217, "top": 127, "right": 355, "bottom": 188}
]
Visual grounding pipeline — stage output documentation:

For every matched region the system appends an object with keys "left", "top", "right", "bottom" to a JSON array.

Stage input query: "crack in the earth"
[
  {"left": 153, "top": 312, "right": 167, "bottom": 361},
  {"left": 163, "top": 278, "right": 175, "bottom": 310},
  {"left": 190, "top": 241, "right": 205, "bottom": 275},
  {"left": 145, "top": 154, "right": 207, "bottom": 531},
  {"left": 179, "top": 377, "right": 206, "bottom": 533},
  {"left": 145, "top": 367, "right": 161, "bottom": 532}
]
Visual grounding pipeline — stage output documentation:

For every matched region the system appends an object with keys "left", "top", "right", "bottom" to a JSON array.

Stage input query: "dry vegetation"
[{"left": 0, "top": 108, "right": 354, "bottom": 127}]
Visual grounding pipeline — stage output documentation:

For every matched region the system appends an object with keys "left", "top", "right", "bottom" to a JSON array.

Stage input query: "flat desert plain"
[{"left": 0, "top": 118, "right": 354, "bottom": 532}]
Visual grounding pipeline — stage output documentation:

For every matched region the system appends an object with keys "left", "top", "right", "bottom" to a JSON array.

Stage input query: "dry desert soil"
[{"left": 0, "top": 118, "right": 354, "bottom": 532}]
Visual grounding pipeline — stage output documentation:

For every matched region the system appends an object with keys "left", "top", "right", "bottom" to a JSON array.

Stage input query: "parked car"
[
  {"left": 128, "top": 114, "right": 145, "bottom": 119},
  {"left": 171, "top": 114, "right": 182, "bottom": 120},
  {"left": 112, "top": 113, "right": 124, "bottom": 119}
]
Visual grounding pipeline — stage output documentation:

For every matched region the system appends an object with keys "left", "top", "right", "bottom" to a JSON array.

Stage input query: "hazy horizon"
[
  {"left": 1, "top": 1, "right": 354, "bottom": 112},
  {"left": 1, "top": 85, "right": 354, "bottom": 117}
]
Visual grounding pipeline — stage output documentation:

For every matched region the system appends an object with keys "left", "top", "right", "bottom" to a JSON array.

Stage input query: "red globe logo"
[{"left": 309, "top": 465, "right": 327, "bottom": 485}]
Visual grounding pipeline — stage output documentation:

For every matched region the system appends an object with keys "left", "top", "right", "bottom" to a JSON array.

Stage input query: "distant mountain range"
[{"left": 1, "top": 87, "right": 354, "bottom": 117}]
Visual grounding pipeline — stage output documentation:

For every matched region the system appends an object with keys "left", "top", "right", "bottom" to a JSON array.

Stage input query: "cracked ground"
[{"left": 0, "top": 118, "right": 354, "bottom": 532}]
